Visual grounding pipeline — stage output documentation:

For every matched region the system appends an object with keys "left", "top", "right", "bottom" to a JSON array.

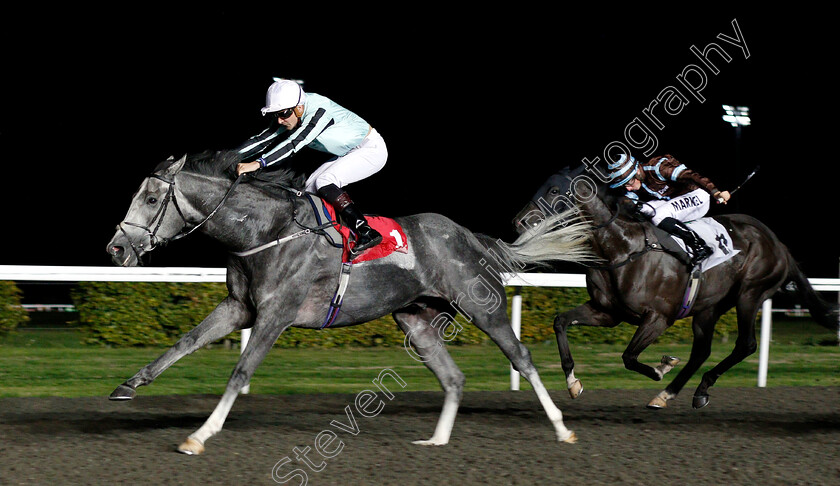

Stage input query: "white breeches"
[
  {"left": 305, "top": 128, "right": 388, "bottom": 193},
  {"left": 640, "top": 188, "right": 711, "bottom": 225}
]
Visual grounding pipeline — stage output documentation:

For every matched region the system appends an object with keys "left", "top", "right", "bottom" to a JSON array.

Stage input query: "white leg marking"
[
  {"left": 654, "top": 355, "right": 681, "bottom": 379},
  {"left": 180, "top": 392, "right": 239, "bottom": 453},
  {"left": 647, "top": 389, "right": 677, "bottom": 409},
  {"left": 566, "top": 371, "right": 577, "bottom": 388},
  {"left": 531, "top": 376, "right": 576, "bottom": 443},
  {"left": 413, "top": 392, "right": 458, "bottom": 446},
  {"left": 566, "top": 371, "right": 583, "bottom": 399}
]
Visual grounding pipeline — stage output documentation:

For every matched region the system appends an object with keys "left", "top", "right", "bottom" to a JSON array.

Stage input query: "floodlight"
[{"left": 722, "top": 105, "right": 750, "bottom": 127}]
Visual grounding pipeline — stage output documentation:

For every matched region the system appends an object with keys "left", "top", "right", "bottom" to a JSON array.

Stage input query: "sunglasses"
[{"left": 272, "top": 107, "right": 296, "bottom": 120}]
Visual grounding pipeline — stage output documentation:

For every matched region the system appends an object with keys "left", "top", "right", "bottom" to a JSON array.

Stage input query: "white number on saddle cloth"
[
  {"left": 675, "top": 218, "right": 741, "bottom": 272},
  {"left": 390, "top": 229, "right": 405, "bottom": 249}
]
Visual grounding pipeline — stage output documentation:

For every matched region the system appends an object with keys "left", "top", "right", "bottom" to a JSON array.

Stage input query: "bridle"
[
  {"left": 116, "top": 167, "right": 319, "bottom": 265},
  {"left": 117, "top": 172, "right": 245, "bottom": 265},
  {"left": 533, "top": 175, "right": 662, "bottom": 271}
]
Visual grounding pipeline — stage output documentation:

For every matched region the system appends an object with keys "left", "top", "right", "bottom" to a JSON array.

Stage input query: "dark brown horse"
[{"left": 513, "top": 164, "right": 838, "bottom": 409}]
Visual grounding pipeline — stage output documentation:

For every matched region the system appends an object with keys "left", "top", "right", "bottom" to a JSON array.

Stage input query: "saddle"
[
  {"left": 304, "top": 193, "right": 409, "bottom": 329},
  {"left": 652, "top": 218, "right": 740, "bottom": 273},
  {"left": 649, "top": 225, "right": 693, "bottom": 267},
  {"left": 649, "top": 217, "right": 740, "bottom": 319},
  {"left": 305, "top": 194, "right": 408, "bottom": 263},
  {"left": 640, "top": 225, "right": 701, "bottom": 319}
]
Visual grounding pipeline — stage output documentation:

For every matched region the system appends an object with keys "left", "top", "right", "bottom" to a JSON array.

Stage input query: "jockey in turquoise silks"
[{"left": 235, "top": 78, "right": 387, "bottom": 255}]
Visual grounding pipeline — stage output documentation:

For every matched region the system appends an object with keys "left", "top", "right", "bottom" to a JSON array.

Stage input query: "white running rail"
[{"left": 2, "top": 265, "right": 838, "bottom": 391}]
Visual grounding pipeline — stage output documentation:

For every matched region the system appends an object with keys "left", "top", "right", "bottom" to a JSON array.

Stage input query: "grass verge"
[{"left": 1, "top": 321, "right": 837, "bottom": 398}]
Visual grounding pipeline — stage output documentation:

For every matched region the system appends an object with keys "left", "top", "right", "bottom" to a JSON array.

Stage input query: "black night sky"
[{"left": 1, "top": 7, "right": 837, "bottom": 279}]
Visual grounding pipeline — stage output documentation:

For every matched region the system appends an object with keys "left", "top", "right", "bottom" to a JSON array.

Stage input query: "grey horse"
[{"left": 106, "top": 151, "right": 595, "bottom": 455}]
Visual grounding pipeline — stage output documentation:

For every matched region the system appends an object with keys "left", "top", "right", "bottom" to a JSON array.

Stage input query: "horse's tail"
[
  {"left": 785, "top": 252, "right": 840, "bottom": 332},
  {"left": 482, "top": 210, "right": 599, "bottom": 270}
]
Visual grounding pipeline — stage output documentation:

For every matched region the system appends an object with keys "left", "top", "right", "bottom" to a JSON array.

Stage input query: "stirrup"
[
  {"left": 350, "top": 226, "right": 382, "bottom": 255},
  {"left": 689, "top": 244, "right": 713, "bottom": 266}
]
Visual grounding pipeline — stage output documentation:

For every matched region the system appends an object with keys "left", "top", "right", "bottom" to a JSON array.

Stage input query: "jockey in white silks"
[
  {"left": 608, "top": 153, "right": 731, "bottom": 266},
  {"left": 235, "top": 78, "right": 387, "bottom": 255}
]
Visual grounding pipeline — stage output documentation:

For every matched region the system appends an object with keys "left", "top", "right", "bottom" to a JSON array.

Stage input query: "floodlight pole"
[
  {"left": 734, "top": 124, "right": 742, "bottom": 207},
  {"left": 722, "top": 105, "right": 751, "bottom": 212}
]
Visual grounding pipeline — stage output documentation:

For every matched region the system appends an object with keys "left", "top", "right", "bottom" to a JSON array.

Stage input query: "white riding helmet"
[{"left": 260, "top": 78, "right": 307, "bottom": 115}]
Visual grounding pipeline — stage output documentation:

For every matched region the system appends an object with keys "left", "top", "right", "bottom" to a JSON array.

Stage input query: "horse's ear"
[{"left": 163, "top": 154, "right": 187, "bottom": 176}]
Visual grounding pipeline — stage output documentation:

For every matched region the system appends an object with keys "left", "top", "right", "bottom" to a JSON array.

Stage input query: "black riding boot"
[
  {"left": 318, "top": 184, "right": 382, "bottom": 255},
  {"left": 657, "top": 217, "right": 713, "bottom": 266}
]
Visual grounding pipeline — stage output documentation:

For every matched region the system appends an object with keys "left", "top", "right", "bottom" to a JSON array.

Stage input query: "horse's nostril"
[{"left": 109, "top": 245, "right": 125, "bottom": 257}]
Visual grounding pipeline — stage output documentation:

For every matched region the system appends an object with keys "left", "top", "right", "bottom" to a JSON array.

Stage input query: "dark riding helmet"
[{"left": 608, "top": 154, "right": 640, "bottom": 188}]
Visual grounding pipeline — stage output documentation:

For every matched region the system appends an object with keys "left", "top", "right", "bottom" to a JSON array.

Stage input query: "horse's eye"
[
  {"left": 549, "top": 188, "right": 560, "bottom": 195},
  {"left": 147, "top": 196, "right": 158, "bottom": 205}
]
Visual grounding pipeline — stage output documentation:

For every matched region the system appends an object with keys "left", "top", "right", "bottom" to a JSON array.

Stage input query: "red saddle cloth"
[{"left": 322, "top": 202, "right": 408, "bottom": 263}]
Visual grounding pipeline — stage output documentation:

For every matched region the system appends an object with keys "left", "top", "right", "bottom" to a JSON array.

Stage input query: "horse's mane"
[
  {"left": 546, "top": 164, "right": 646, "bottom": 225},
  {"left": 159, "top": 150, "right": 307, "bottom": 198}
]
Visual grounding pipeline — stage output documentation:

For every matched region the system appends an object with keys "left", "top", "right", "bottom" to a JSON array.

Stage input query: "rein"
[
  {"left": 590, "top": 201, "right": 622, "bottom": 230},
  {"left": 231, "top": 172, "right": 339, "bottom": 257},
  {"left": 584, "top": 199, "right": 663, "bottom": 271},
  {"left": 118, "top": 171, "right": 246, "bottom": 265},
  {"left": 118, "top": 166, "right": 339, "bottom": 262},
  {"left": 231, "top": 198, "right": 338, "bottom": 257}
]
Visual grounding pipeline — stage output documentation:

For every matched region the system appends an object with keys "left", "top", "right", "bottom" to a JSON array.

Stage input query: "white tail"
[{"left": 490, "top": 210, "right": 598, "bottom": 270}]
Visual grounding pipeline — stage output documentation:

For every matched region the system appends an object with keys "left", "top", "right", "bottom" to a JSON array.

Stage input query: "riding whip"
[{"left": 719, "top": 165, "right": 759, "bottom": 202}]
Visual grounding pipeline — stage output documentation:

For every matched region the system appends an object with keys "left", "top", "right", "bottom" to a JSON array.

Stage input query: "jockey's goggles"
[{"left": 271, "top": 107, "right": 296, "bottom": 120}]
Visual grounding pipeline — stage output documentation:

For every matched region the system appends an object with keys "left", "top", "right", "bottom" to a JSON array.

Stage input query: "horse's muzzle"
[
  {"left": 106, "top": 229, "right": 142, "bottom": 267},
  {"left": 512, "top": 201, "right": 545, "bottom": 235}
]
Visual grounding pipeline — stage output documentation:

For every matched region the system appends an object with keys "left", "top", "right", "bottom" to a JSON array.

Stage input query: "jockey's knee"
[{"left": 315, "top": 173, "right": 344, "bottom": 192}]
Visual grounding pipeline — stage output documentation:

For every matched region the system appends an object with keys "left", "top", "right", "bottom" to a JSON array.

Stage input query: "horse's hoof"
[
  {"left": 560, "top": 431, "right": 577, "bottom": 444},
  {"left": 568, "top": 379, "right": 583, "bottom": 399},
  {"left": 692, "top": 394, "right": 710, "bottom": 409},
  {"left": 661, "top": 355, "right": 681, "bottom": 366},
  {"left": 412, "top": 438, "right": 448, "bottom": 446},
  {"left": 177, "top": 438, "right": 205, "bottom": 455},
  {"left": 647, "top": 396, "right": 668, "bottom": 409},
  {"left": 109, "top": 384, "right": 136, "bottom": 401}
]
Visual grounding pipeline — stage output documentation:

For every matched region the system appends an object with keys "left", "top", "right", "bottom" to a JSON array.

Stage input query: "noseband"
[{"left": 117, "top": 174, "right": 189, "bottom": 263}]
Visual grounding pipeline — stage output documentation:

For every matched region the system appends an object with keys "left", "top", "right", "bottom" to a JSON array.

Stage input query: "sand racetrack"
[{"left": 2, "top": 387, "right": 839, "bottom": 485}]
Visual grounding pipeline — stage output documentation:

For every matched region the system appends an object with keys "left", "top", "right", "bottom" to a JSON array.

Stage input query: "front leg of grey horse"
[
  {"left": 178, "top": 320, "right": 286, "bottom": 455},
  {"left": 110, "top": 297, "right": 252, "bottom": 400}
]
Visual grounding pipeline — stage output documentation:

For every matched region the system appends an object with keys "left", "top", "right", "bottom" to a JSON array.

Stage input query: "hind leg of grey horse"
[
  {"left": 394, "top": 306, "right": 465, "bottom": 445},
  {"left": 110, "top": 297, "right": 252, "bottom": 400},
  {"left": 464, "top": 292, "right": 575, "bottom": 443},
  {"left": 178, "top": 318, "right": 286, "bottom": 455},
  {"left": 554, "top": 301, "right": 619, "bottom": 399},
  {"left": 647, "top": 307, "right": 718, "bottom": 409}
]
